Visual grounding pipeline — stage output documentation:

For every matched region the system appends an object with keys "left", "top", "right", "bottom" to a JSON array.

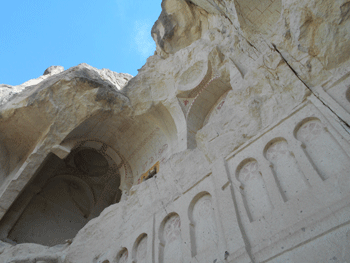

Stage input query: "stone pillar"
[{"left": 211, "top": 158, "right": 253, "bottom": 263}]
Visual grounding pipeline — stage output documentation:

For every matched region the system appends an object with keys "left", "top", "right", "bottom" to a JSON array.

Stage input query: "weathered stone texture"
[{"left": 0, "top": 0, "right": 350, "bottom": 262}]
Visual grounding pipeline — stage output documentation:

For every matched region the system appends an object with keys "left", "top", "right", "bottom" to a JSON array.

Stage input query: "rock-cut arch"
[
  {"left": 176, "top": 49, "right": 232, "bottom": 149},
  {"left": 0, "top": 140, "right": 123, "bottom": 246},
  {"left": 6, "top": 175, "right": 95, "bottom": 246}
]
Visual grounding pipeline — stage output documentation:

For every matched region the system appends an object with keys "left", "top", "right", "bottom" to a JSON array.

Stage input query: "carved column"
[{"left": 211, "top": 158, "right": 253, "bottom": 263}]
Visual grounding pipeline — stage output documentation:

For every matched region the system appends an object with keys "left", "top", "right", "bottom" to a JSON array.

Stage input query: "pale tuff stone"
[
  {"left": 0, "top": 66, "right": 64, "bottom": 106},
  {"left": 0, "top": 63, "right": 132, "bottom": 106},
  {"left": 152, "top": 0, "right": 210, "bottom": 58},
  {"left": 1, "top": 0, "right": 350, "bottom": 262},
  {"left": 43, "top": 65, "right": 65, "bottom": 75}
]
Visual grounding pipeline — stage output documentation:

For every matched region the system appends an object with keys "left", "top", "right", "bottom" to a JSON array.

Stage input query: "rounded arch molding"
[{"left": 60, "top": 139, "right": 133, "bottom": 192}]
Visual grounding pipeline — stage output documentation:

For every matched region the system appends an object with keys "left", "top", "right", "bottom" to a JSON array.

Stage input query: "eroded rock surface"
[{"left": 1, "top": 0, "right": 350, "bottom": 262}]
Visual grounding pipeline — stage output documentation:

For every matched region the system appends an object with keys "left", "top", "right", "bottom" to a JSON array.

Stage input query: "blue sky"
[{"left": 0, "top": 1, "right": 162, "bottom": 85}]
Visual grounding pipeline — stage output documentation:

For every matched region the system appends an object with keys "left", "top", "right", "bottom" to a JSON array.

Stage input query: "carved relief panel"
[
  {"left": 159, "top": 214, "right": 183, "bottom": 263},
  {"left": 296, "top": 118, "right": 350, "bottom": 181},
  {"left": 265, "top": 139, "right": 308, "bottom": 201},
  {"left": 189, "top": 193, "right": 218, "bottom": 257},
  {"left": 237, "top": 160, "right": 273, "bottom": 221},
  {"left": 225, "top": 101, "right": 350, "bottom": 258},
  {"left": 133, "top": 234, "right": 148, "bottom": 263}
]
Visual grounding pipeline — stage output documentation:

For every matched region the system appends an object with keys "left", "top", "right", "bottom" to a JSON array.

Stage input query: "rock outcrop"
[
  {"left": 1, "top": 0, "right": 350, "bottom": 262},
  {"left": 43, "top": 65, "right": 65, "bottom": 76}
]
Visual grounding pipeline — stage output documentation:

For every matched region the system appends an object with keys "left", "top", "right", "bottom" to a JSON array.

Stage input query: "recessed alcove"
[
  {"left": 185, "top": 78, "right": 231, "bottom": 149},
  {"left": 0, "top": 146, "right": 121, "bottom": 247},
  {"left": 74, "top": 149, "right": 110, "bottom": 177},
  {"left": 176, "top": 53, "right": 233, "bottom": 149},
  {"left": 60, "top": 104, "right": 178, "bottom": 184}
]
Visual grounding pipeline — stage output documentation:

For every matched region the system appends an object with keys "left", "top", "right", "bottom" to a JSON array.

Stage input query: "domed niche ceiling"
[
  {"left": 0, "top": 147, "right": 122, "bottom": 247},
  {"left": 74, "top": 149, "right": 110, "bottom": 177},
  {"left": 60, "top": 105, "right": 178, "bottom": 184},
  {"left": 0, "top": 102, "right": 178, "bottom": 247}
]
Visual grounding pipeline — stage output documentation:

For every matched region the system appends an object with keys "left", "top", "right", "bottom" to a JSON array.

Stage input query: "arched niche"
[
  {"left": 264, "top": 138, "right": 308, "bottom": 201},
  {"left": 294, "top": 117, "right": 350, "bottom": 181},
  {"left": 158, "top": 213, "right": 183, "bottom": 263},
  {"left": 188, "top": 192, "right": 218, "bottom": 258},
  {"left": 0, "top": 143, "right": 122, "bottom": 246},
  {"left": 236, "top": 158, "right": 273, "bottom": 222},
  {"left": 132, "top": 233, "right": 148, "bottom": 263},
  {"left": 62, "top": 139, "right": 132, "bottom": 193},
  {"left": 203, "top": 90, "right": 229, "bottom": 126},
  {"left": 60, "top": 103, "right": 178, "bottom": 185},
  {"left": 0, "top": 69, "right": 132, "bottom": 213},
  {"left": 125, "top": 104, "right": 178, "bottom": 183},
  {"left": 177, "top": 60, "right": 232, "bottom": 149}
]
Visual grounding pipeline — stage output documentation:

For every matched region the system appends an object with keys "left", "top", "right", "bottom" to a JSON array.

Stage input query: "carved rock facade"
[{"left": 1, "top": 0, "right": 350, "bottom": 262}]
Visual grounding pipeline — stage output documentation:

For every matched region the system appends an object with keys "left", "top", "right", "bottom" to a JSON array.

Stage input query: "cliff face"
[{"left": 1, "top": 0, "right": 350, "bottom": 262}]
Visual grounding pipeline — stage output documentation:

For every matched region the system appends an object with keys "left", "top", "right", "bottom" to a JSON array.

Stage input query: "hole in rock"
[{"left": 0, "top": 147, "right": 122, "bottom": 246}]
